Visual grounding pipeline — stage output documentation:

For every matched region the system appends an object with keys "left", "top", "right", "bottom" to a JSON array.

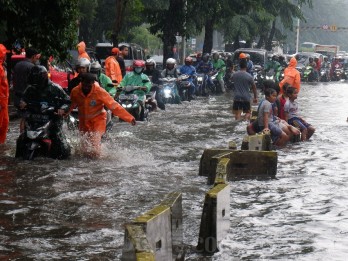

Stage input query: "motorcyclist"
[
  {"left": 330, "top": 57, "right": 341, "bottom": 79},
  {"left": 119, "top": 60, "right": 152, "bottom": 120},
  {"left": 70, "top": 73, "right": 136, "bottom": 158},
  {"left": 161, "top": 58, "right": 181, "bottom": 103},
  {"left": 264, "top": 55, "right": 282, "bottom": 81},
  {"left": 193, "top": 52, "right": 202, "bottom": 67},
  {"left": 278, "top": 55, "right": 288, "bottom": 68},
  {"left": 178, "top": 56, "right": 197, "bottom": 100},
  {"left": 89, "top": 61, "right": 115, "bottom": 96},
  {"left": 68, "top": 58, "right": 91, "bottom": 94},
  {"left": 313, "top": 57, "right": 321, "bottom": 81},
  {"left": 195, "top": 53, "right": 214, "bottom": 92},
  {"left": 16, "top": 65, "right": 71, "bottom": 159},
  {"left": 143, "top": 58, "right": 165, "bottom": 110},
  {"left": 211, "top": 52, "right": 226, "bottom": 93}
]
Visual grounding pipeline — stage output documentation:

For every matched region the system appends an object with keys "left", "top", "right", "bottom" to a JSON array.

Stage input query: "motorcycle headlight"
[
  {"left": 122, "top": 104, "right": 127, "bottom": 108},
  {"left": 164, "top": 89, "right": 171, "bottom": 95},
  {"left": 197, "top": 76, "right": 203, "bottom": 81},
  {"left": 127, "top": 104, "right": 132, "bottom": 108}
]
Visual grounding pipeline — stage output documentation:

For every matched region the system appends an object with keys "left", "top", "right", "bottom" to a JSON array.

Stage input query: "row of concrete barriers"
[{"left": 121, "top": 134, "right": 278, "bottom": 260}]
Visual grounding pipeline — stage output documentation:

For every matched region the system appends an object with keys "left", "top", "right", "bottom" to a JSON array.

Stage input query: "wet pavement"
[{"left": 1, "top": 81, "right": 348, "bottom": 260}]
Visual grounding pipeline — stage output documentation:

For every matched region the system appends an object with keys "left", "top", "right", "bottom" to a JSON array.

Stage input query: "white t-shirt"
[{"left": 284, "top": 99, "right": 299, "bottom": 119}]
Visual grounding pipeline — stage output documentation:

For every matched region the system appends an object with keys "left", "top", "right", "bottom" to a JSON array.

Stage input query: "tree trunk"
[
  {"left": 233, "top": 35, "right": 240, "bottom": 51},
  {"left": 112, "top": 0, "right": 128, "bottom": 47},
  {"left": 203, "top": 19, "right": 214, "bottom": 54},
  {"left": 161, "top": 0, "right": 184, "bottom": 64},
  {"left": 256, "top": 36, "right": 264, "bottom": 49},
  {"left": 265, "top": 20, "right": 276, "bottom": 51}
]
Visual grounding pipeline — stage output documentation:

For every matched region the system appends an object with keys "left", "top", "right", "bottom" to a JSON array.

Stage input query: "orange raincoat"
[
  {"left": 104, "top": 56, "right": 122, "bottom": 84},
  {"left": 70, "top": 82, "right": 134, "bottom": 157},
  {"left": 0, "top": 44, "right": 9, "bottom": 144},
  {"left": 77, "top": 41, "right": 90, "bottom": 61},
  {"left": 279, "top": 57, "right": 301, "bottom": 94}
]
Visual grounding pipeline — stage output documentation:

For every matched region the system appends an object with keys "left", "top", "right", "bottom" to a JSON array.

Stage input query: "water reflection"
[{"left": 1, "top": 82, "right": 348, "bottom": 260}]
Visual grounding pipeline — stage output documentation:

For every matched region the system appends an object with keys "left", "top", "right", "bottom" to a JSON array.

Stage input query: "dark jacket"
[{"left": 13, "top": 59, "right": 35, "bottom": 107}]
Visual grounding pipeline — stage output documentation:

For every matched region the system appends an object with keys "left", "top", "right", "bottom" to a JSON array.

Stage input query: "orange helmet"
[{"left": 239, "top": 53, "right": 247, "bottom": 59}]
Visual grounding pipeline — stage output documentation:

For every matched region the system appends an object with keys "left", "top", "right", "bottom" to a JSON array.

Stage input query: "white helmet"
[
  {"left": 145, "top": 58, "right": 156, "bottom": 68},
  {"left": 89, "top": 61, "right": 102, "bottom": 75},
  {"left": 166, "top": 58, "right": 176, "bottom": 65},
  {"left": 76, "top": 58, "right": 91, "bottom": 69}
]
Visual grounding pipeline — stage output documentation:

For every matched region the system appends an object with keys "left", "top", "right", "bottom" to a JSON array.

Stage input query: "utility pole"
[{"left": 181, "top": 0, "right": 187, "bottom": 64}]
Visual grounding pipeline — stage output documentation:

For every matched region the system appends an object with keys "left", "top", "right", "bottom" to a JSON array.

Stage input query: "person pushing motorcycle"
[
  {"left": 69, "top": 73, "right": 136, "bottom": 158},
  {"left": 16, "top": 65, "right": 71, "bottom": 159}
]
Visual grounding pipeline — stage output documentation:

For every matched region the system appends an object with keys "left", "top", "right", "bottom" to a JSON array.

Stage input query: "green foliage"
[
  {"left": 0, "top": 0, "right": 79, "bottom": 61},
  {"left": 127, "top": 25, "right": 162, "bottom": 55}
]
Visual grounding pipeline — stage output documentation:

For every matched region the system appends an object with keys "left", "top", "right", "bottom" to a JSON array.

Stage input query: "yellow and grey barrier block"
[
  {"left": 122, "top": 224, "right": 155, "bottom": 261},
  {"left": 122, "top": 192, "right": 184, "bottom": 260},
  {"left": 197, "top": 183, "right": 230, "bottom": 254}
]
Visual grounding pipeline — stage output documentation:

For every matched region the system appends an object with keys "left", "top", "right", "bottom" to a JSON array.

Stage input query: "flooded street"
[{"left": 1, "top": 82, "right": 348, "bottom": 260}]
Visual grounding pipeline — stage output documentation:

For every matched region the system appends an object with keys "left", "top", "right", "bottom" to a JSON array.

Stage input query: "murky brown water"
[{"left": 1, "top": 82, "right": 348, "bottom": 260}]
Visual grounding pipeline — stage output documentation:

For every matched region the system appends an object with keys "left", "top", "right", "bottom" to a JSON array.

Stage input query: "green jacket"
[
  {"left": 98, "top": 73, "right": 115, "bottom": 96},
  {"left": 119, "top": 72, "right": 152, "bottom": 100},
  {"left": 212, "top": 59, "right": 226, "bottom": 80}
]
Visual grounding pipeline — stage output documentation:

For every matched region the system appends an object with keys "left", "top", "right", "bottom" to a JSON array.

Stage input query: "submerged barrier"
[
  {"left": 122, "top": 135, "right": 278, "bottom": 260},
  {"left": 122, "top": 192, "right": 184, "bottom": 261}
]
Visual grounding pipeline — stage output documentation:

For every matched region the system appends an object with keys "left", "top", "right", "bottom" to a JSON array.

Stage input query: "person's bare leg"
[
  {"left": 307, "top": 126, "right": 315, "bottom": 140},
  {"left": 274, "top": 132, "right": 289, "bottom": 147}
]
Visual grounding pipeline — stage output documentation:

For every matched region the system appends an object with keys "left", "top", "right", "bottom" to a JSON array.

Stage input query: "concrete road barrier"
[
  {"left": 197, "top": 183, "right": 230, "bottom": 254},
  {"left": 122, "top": 192, "right": 183, "bottom": 261}
]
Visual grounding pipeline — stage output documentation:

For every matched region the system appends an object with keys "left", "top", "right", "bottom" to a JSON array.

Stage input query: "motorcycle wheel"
[{"left": 180, "top": 90, "right": 189, "bottom": 102}]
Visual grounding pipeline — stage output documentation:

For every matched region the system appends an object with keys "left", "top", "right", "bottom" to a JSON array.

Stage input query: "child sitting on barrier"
[
  {"left": 284, "top": 87, "right": 315, "bottom": 141},
  {"left": 247, "top": 88, "right": 289, "bottom": 147}
]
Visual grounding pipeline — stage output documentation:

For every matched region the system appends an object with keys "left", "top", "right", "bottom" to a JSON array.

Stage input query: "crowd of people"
[{"left": 0, "top": 40, "right": 318, "bottom": 159}]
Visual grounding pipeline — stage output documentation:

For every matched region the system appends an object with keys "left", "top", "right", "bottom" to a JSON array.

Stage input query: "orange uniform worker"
[
  {"left": 77, "top": 41, "right": 90, "bottom": 61},
  {"left": 0, "top": 44, "right": 9, "bottom": 144},
  {"left": 104, "top": 47, "right": 122, "bottom": 84},
  {"left": 279, "top": 57, "right": 301, "bottom": 94},
  {"left": 70, "top": 73, "right": 135, "bottom": 157}
]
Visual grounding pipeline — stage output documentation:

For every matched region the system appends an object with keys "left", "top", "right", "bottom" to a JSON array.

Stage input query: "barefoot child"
[{"left": 284, "top": 87, "right": 315, "bottom": 141}]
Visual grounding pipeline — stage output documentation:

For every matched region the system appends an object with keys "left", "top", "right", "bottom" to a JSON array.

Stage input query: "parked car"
[
  {"left": 95, "top": 42, "right": 146, "bottom": 73},
  {"left": 233, "top": 48, "right": 269, "bottom": 68}
]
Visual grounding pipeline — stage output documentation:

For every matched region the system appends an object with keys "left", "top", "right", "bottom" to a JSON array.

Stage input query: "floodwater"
[{"left": 1, "top": 82, "right": 348, "bottom": 260}]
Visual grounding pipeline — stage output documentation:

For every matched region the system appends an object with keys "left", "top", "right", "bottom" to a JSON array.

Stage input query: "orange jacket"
[
  {"left": 70, "top": 82, "right": 134, "bottom": 133},
  {"left": 279, "top": 57, "right": 301, "bottom": 94},
  {"left": 104, "top": 56, "right": 122, "bottom": 84},
  {"left": 0, "top": 44, "right": 9, "bottom": 144},
  {"left": 77, "top": 41, "right": 90, "bottom": 61}
]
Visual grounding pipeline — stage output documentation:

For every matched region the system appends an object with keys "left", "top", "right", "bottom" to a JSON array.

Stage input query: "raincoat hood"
[
  {"left": 289, "top": 57, "right": 297, "bottom": 68},
  {"left": 0, "top": 44, "right": 8, "bottom": 63},
  {"left": 77, "top": 41, "right": 86, "bottom": 55}
]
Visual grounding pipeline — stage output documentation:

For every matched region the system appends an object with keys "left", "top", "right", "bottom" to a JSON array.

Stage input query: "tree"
[
  {"left": 0, "top": 0, "right": 79, "bottom": 61},
  {"left": 144, "top": 0, "right": 186, "bottom": 63}
]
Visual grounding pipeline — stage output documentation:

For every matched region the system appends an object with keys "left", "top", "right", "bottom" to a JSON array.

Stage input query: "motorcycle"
[
  {"left": 177, "top": 74, "right": 191, "bottom": 101},
  {"left": 303, "top": 66, "right": 317, "bottom": 82},
  {"left": 116, "top": 85, "right": 149, "bottom": 121},
  {"left": 319, "top": 67, "right": 330, "bottom": 82},
  {"left": 15, "top": 102, "right": 68, "bottom": 160},
  {"left": 195, "top": 73, "right": 214, "bottom": 96},
  {"left": 160, "top": 77, "right": 179, "bottom": 104},
  {"left": 332, "top": 64, "right": 343, "bottom": 81}
]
